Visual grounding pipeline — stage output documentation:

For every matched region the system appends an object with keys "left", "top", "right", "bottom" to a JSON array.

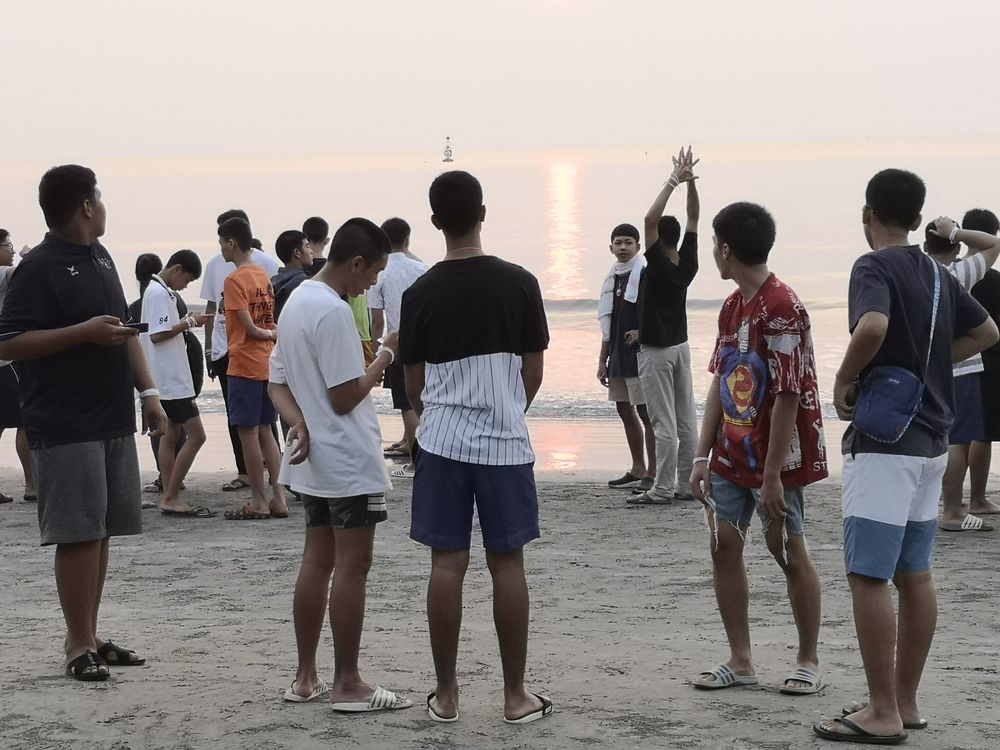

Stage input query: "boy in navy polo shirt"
[
  {"left": 0, "top": 165, "right": 167, "bottom": 681},
  {"left": 815, "top": 169, "right": 998, "bottom": 743}
]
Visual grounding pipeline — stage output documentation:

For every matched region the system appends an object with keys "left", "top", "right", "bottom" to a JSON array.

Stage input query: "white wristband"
[
  {"left": 667, "top": 176, "right": 680, "bottom": 188},
  {"left": 948, "top": 225, "right": 961, "bottom": 243},
  {"left": 139, "top": 388, "right": 160, "bottom": 399},
  {"left": 376, "top": 345, "right": 395, "bottom": 365},
  {"left": 693, "top": 456, "right": 711, "bottom": 464}
]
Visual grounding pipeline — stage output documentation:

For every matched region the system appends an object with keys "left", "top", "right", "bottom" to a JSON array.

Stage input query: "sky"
[{"left": 4, "top": 0, "right": 1000, "bottom": 161}]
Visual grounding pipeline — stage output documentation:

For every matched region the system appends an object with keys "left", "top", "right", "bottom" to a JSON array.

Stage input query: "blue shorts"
[
  {"left": 842, "top": 452, "right": 945, "bottom": 581},
  {"left": 949, "top": 373, "right": 986, "bottom": 445},
  {"left": 227, "top": 376, "right": 277, "bottom": 427},
  {"left": 710, "top": 472, "right": 806, "bottom": 536},
  {"left": 410, "top": 446, "right": 540, "bottom": 553}
]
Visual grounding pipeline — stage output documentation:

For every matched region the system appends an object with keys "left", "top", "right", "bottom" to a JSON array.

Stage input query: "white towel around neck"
[{"left": 598, "top": 254, "right": 646, "bottom": 342}]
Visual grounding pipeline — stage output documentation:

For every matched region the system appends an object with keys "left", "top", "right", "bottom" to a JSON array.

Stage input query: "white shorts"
[
  {"left": 841, "top": 452, "right": 945, "bottom": 580},
  {"left": 607, "top": 376, "right": 645, "bottom": 406}
]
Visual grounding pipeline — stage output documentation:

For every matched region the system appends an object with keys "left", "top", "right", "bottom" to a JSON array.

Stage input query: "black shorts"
[
  {"left": 161, "top": 397, "right": 200, "bottom": 425},
  {"left": 0, "top": 364, "right": 23, "bottom": 429},
  {"left": 386, "top": 360, "right": 412, "bottom": 411},
  {"left": 301, "top": 493, "right": 388, "bottom": 529}
]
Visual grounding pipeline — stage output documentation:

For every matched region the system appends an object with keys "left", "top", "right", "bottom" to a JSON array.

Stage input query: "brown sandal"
[{"left": 224, "top": 504, "right": 271, "bottom": 520}]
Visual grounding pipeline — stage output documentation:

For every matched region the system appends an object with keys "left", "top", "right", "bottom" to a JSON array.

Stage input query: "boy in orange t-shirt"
[{"left": 218, "top": 217, "right": 288, "bottom": 520}]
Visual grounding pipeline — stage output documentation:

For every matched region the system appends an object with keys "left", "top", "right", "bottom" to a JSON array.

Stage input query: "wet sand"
[{"left": 0, "top": 452, "right": 998, "bottom": 749}]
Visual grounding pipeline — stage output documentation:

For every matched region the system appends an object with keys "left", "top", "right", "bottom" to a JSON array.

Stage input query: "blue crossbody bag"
[{"left": 852, "top": 259, "right": 941, "bottom": 444}]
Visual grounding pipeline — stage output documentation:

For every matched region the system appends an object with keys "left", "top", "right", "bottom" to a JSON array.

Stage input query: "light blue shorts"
[{"left": 710, "top": 472, "right": 805, "bottom": 536}]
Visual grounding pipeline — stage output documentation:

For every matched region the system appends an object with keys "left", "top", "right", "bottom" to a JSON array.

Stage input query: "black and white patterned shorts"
[{"left": 300, "top": 492, "right": 388, "bottom": 529}]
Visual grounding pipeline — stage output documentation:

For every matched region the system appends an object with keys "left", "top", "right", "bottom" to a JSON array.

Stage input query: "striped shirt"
[
  {"left": 399, "top": 255, "right": 549, "bottom": 466},
  {"left": 947, "top": 254, "right": 988, "bottom": 376}
]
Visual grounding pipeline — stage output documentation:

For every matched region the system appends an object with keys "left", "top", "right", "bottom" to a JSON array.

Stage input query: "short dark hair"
[
  {"left": 429, "top": 171, "right": 483, "bottom": 235},
  {"left": 217, "top": 208, "right": 249, "bottom": 227},
  {"left": 329, "top": 218, "right": 391, "bottom": 266},
  {"left": 610, "top": 223, "right": 639, "bottom": 242},
  {"left": 250, "top": 238, "right": 262, "bottom": 250},
  {"left": 962, "top": 208, "right": 1000, "bottom": 235},
  {"left": 134, "top": 253, "right": 163, "bottom": 292},
  {"left": 218, "top": 217, "right": 253, "bottom": 251},
  {"left": 275, "top": 230, "right": 307, "bottom": 264},
  {"left": 38, "top": 165, "right": 97, "bottom": 230},
  {"left": 381, "top": 217, "right": 411, "bottom": 248},
  {"left": 165, "top": 249, "right": 202, "bottom": 278},
  {"left": 658, "top": 216, "right": 681, "bottom": 247},
  {"left": 924, "top": 221, "right": 958, "bottom": 255},
  {"left": 713, "top": 202, "right": 776, "bottom": 265},
  {"left": 0, "top": 229, "right": 9, "bottom": 245},
  {"left": 865, "top": 169, "right": 925, "bottom": 230},
  {"left": 302, "top": 216, "right": 329, "bottom": 243}
]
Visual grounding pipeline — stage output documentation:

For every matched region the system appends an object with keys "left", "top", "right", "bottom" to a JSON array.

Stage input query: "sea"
[{"left": 2, "top": 137, "right": 998, "bottom": 473}]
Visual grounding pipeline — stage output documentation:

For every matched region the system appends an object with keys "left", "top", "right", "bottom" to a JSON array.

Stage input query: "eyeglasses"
[{"left": 0, "top": 242, "right": 13, "bottom": 250}]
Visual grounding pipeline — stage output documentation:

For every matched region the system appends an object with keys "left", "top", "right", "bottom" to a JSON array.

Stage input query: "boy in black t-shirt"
[
  {"left": 0, "top": 165, "right": 167, "bottom": 681},
  {"left": 400, "top": 171, "right": 552, "bottom": 725},
  {"left": 631, "top": 146, "right": 700, "bottom": 505},
  {"left": 597, "top": 223, "right": 655, "bottom": 491}
]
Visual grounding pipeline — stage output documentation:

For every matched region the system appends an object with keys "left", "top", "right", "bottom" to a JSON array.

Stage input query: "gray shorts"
[{"left": 33, "top": 436, "right": 142, "bottom": 546}]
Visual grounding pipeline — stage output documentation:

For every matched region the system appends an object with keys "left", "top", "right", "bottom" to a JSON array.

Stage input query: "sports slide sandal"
[
  {"left": 331, "top": 685, "right": 413, "bottom": 713},
  {"left": 692, "top": 663, "right": 758, "bottom": 690}
]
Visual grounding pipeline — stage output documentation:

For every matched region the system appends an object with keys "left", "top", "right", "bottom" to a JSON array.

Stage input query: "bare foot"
[{"left": 969, "top": 497, "right": 1000, "bottom": 515}]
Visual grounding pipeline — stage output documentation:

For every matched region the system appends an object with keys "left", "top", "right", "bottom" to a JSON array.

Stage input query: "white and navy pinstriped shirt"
[
  {"left": 947, "top": 254, "right": 988, "bottom": 376},
  {"left": 399, "top": 255, "right": 549, "bottom": 466}
]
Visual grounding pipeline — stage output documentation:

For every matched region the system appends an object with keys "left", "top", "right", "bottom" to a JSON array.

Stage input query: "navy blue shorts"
[
  {"left": 410, "top": 445, "right": 540, "bottom": 553},
  {"left": 227, "top": 376, "right": 277, "bottom": 427},
  {"left": 949, "top": 373, "right": 986, "bottom": 445}
]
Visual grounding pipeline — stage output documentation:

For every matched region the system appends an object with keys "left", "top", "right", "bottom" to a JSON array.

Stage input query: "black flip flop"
[
  {"left": 97, "top": 640, "right": 145, "bottom": 666},
  {"left": 814, "top": 717, "right": 907, "bottom": 745},
  {"left": 161, "top": 506, "right": 216, "bottom": 518},
  {"left": 66, "top": 650, "right": 110, "bottom": 682},
  {"left": 842, "top": 704, "right": 927, "bottom": 730}
]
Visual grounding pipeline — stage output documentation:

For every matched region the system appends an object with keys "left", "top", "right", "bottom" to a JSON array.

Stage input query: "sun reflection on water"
[{"left": 542, "top": 163, "right": 588, "bottom": 300}]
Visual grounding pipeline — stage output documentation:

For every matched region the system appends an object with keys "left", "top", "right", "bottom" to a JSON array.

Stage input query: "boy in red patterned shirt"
[{"left": 689, "top": 202, "right": 827, "bottom": 695}]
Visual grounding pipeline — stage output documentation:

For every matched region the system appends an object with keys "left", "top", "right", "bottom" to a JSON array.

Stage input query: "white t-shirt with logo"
[
  {"left": 140, "top": 275, "right": 194, "bottom": 400},
  {"left": 200, "top": 249, "right": 280, "bottom": 362},
  {"left": 270, "top": 280, "right": 391, "bottom": 498}
]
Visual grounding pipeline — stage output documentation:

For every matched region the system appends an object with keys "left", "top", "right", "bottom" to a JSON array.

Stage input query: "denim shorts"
[
  {"left": 710, "top": 472, "right": 806, "bottom": 536},
  {"left": 410, "top": 445, "right": 540, "bottom": 553},
  {"left": 227, "top": 376, "right": 277, "bottom": 427}
]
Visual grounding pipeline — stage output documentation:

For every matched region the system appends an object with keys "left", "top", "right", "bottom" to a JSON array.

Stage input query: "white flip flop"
[
  {"left": 779, "top": 666, "right": 825, "bottom": 695},
  {"left": 283, "top": 679, "right": 330, "bottom": 703},
  {"left": 503, "top": 694, "right": 553, "bottom": 724},
  {"left": 331, "top": 685, "right": 413, "bottom": 713},
  {"left": 693, "top": 663, "right": 758, "bottom": 690},
  {"left": 427, "top": 692, "right": 458, "bottom": 723}
]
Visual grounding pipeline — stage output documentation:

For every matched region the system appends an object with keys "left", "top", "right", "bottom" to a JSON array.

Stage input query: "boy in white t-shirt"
[
  {"left": 140, "top": 250, "right": 214, "bottom": 518},
  {"left": 268, "top": 218, "right": 411, "bottom": 713}
]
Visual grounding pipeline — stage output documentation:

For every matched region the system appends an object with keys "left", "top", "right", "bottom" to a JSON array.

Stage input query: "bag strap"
[{"left": 923, "top": 258, "right": 942, "bottom": 377}]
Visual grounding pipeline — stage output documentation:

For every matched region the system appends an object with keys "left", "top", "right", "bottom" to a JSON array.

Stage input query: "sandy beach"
[{"left": 0, "top": 448, "right": 998, "bottom": 749}]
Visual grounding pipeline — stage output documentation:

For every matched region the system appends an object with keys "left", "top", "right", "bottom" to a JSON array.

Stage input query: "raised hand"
[{"left": 928, "top": 216, "right": 958, "bottom": 241}]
